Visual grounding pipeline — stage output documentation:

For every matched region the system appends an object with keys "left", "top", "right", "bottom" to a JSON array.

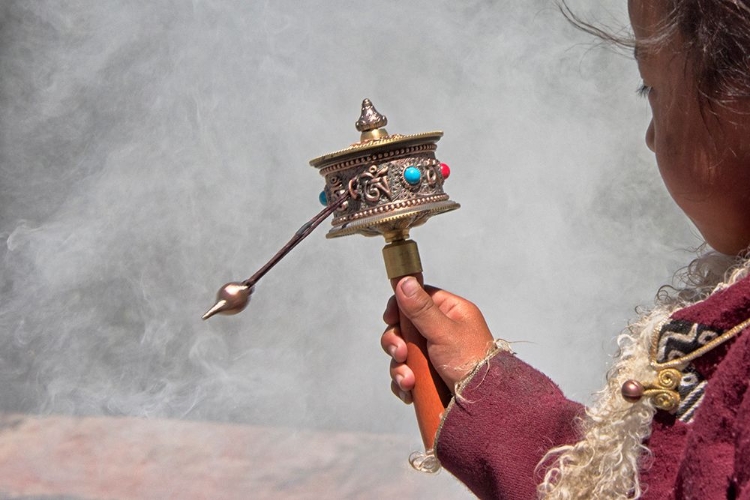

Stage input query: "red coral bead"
[{"left": 440, "top": 162, "right": 451, "bottom": 179}]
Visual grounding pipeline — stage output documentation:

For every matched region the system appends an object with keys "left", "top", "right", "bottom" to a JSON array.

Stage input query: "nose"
[{"left": 645, "top": 119, "right": 655, "bottom": 152}]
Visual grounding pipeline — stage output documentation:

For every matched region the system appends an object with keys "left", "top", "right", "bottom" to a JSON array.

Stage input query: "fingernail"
[
  {"left": 395, "top": 374, "right": 404, "bottom": 390},
  {"left": 399, "top": 390, "right": 410, "bottom": 404},
  {"left": 400, "top": 277, "right": 419, "bottom": 297},
  {"left": 388, "top": 345, "right": 397, "bottom": 359}
]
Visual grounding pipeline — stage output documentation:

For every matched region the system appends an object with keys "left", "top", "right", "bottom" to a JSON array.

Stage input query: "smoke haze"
[{"left": 0, "top": 1, "right": 699, "bottom": 497}]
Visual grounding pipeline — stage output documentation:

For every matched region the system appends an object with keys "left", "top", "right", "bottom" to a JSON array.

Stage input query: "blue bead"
[
  {"left": 319, "top": 190, "right": 327, "bottom": 206},
  {"left": 404, "top": 166, "right": 421, "bottom": 186}
]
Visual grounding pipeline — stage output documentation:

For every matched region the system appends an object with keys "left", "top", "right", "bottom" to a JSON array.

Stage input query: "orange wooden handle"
[{"left": 391, "top": 275, "right": 452, "bottom": 450}]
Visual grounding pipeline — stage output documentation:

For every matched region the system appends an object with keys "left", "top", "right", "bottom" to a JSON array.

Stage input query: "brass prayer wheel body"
[{"left": 309, "top": 99, "right": 460, "bottom": 241}]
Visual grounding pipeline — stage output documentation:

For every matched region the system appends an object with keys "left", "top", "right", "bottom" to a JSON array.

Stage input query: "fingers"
[
  {"left": 384, "top": 283, "right": 464, "bottom": 327},
  {"left": 381, "top": 324, "right": 407, "bottom": 362},
  {"left": 382, "top": 295, "right": 399, "bottom": 326},
  {"left": 391, "top": 381, "right": 413, "bottom": 405},
  {"left": 383, "top": 280, "right": 488, "bottom": 403},
  {"left": 390, "top": 358, "right": 415, "bottom": 391},
  {"left": 390, "top": 359, "right": 415, "bottom": 405},
  {"left": 394, "top": 277, "right": 454, "bottom": 341},
  {"left": 382, "top": 324, "right": 414, "bottom": 404}
]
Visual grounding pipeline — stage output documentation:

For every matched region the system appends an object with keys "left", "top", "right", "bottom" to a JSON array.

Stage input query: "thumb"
[{"left": 394, "top": 277, "right": 450, "bottom": 340}]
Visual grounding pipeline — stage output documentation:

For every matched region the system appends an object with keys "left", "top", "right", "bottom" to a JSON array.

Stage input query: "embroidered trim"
[
  {"left": 622, "top": 316, "right": 750, "bottom": 419},
  {"left": 675, "top": 369, "right": 706, "bottom": 423},
  {"left": 650, "top": 321, "right": 726, "bottom": 422},
  {"left": 653, "top": 320, "right": 722, "bottom": 365},
  {"left": 651, "top": 317, "right": 750, "bottom": 370}
]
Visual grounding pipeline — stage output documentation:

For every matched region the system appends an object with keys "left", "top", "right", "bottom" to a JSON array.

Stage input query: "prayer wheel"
[
  {"left": 310, "top": 99, "right": 459, "bottom": 469},
  {"left": 204, "top": 99, "right": 460, "bottom": 471}
]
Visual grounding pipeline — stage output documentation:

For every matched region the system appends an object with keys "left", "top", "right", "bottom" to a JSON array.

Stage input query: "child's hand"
[{"left": 381, "top": 276, "right": 495, "bottom": 403}]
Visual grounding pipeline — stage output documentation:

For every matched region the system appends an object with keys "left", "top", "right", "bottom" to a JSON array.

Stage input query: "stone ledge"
[{"left": 0, "top": 414, "right": 464, "bottom": 499}]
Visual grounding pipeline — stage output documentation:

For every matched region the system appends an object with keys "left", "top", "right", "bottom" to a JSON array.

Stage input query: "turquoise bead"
[
  {"left": 404, "top": 166, "right": 421, "bottom": 185},
  {"left": 319, "top": 190, "right": 327, "bottom": 206}
]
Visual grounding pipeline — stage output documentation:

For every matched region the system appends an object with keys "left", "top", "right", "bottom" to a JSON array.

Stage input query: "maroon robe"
[{"left": 435, "top": 276, "right": 750, "bottom": 499}]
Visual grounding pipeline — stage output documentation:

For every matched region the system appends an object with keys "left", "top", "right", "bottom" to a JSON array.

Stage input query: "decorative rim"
[
  {"left": 309, "top": 131, "right": 443, "bottom": 169},
  {"left": 325, "top": 200, "right": 460, "bottom": 238}
]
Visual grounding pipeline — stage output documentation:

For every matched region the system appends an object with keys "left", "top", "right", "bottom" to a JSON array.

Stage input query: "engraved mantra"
[{"left": 349, "top": 165, "right": 391, "bottom": 203}]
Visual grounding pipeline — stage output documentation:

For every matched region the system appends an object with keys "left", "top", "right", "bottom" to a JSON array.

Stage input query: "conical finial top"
[{"left": 355, "top": 99, "right": 389, "bottom": 142}]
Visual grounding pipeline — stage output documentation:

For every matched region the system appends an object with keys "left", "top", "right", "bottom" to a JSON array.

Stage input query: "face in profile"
[{"left": 629, "top": 0, "right": 750, "bottom": 255}]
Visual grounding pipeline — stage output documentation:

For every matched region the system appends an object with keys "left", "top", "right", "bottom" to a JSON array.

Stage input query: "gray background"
[{"left": 0, "top": 0, "right": 700, "bottom": 498}]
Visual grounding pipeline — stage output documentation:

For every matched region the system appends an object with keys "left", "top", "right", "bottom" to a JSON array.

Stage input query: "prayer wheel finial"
[{"left": 355, "top": 98, "right": 389, "bottom": 142}]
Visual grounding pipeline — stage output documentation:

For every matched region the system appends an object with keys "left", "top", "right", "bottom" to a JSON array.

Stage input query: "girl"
[{"left": 382, "top": 1, "right": 750, "bottom": 498}]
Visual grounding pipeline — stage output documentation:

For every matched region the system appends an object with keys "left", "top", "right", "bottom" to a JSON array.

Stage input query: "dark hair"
[{"left": 562, "top": 1, "right": 750, "bottom": 105}]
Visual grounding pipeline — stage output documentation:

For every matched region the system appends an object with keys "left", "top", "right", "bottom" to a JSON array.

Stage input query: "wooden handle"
[{"left": 391, "top": 274, "right": 452, "bottom": 451}]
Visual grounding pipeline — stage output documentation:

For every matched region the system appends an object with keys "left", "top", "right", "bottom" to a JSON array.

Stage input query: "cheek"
[
  {"left": 651, "top": 115, "right": 680, "bottom": 188},
  {"left": 651, "top": 118, "right": 704, "bottom": 209},
  {"left": 655, "top": 147, "right": 704, "bottom": 205},
  {"left": 651, "top": 109, "right": 725, "bottom": 240},
  {"left": 650, "top": 100, "right": 706, "bottom": 196}
]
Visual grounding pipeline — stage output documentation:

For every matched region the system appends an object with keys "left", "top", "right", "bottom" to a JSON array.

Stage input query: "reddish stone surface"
[{"left": 0, "top": 414, "right": 467, "bottom": 499}]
